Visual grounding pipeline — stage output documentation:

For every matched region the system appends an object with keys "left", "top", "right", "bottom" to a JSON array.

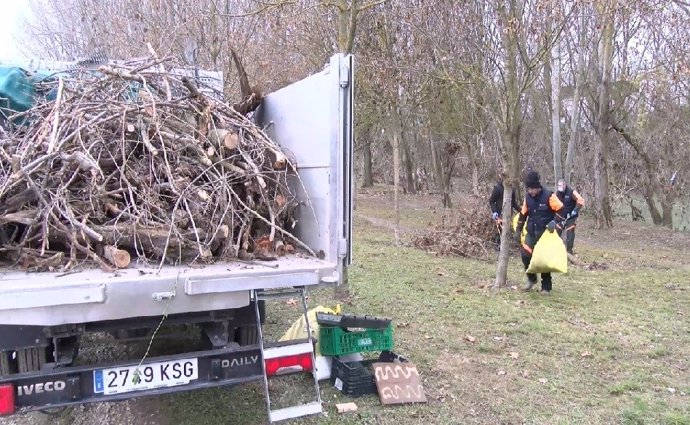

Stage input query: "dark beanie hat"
[{"left": 525, "top": 171, "right": 541, "bottom": 188}]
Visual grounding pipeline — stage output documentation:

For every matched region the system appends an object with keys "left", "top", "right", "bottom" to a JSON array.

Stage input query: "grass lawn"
[{"left": 158, "top": 190, "right": 690, "bottom": 425}]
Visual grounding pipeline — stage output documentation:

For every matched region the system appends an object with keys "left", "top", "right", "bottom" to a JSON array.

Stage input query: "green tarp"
[{"left": 0, "top": 67, "right": 36, "bottom": 117}]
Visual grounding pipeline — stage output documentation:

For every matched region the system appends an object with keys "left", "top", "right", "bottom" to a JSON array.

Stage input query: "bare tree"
[{"left": 593, "top": 0, "right": 615, "bottom": 228}]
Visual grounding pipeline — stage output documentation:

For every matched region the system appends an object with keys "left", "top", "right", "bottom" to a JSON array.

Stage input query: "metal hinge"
[
  {"left": 338, "top": 238, "right": 348, "bottom": 256},
  {"left": 339, "top": 64, "right": 350, "bottom": 88}
]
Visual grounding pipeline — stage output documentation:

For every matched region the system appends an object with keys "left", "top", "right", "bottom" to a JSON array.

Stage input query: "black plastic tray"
[
  {"left": 316, "top": 313, "right": 392, "bottom": 329},
  {"left": 330, "top": 351, "right": 407, "bottom": 397}
]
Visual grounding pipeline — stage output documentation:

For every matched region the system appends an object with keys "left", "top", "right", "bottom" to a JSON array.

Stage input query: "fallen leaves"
[
  {"left": 509, "top": 352, "right": 520, "bottom": 359},
  {"left": 465, "top": 335, "right": 476, "bottom": 343},
  {"left": 581, "top": 351, "right": 593, "bottom": 358}
]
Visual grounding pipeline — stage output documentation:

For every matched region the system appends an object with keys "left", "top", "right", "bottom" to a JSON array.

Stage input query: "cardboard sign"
[{"left": 373, "top": 362, "right": 427, "bottom": 405}]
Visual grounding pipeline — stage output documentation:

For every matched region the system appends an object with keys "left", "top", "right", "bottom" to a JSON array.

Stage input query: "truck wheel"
[{"left": 235, "top": 326, "right": 259, "bottom": 346}]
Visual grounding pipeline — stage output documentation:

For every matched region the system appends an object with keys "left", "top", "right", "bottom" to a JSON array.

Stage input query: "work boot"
[{"left": 523, "top": 277, "right": 537, "bottom": 291}]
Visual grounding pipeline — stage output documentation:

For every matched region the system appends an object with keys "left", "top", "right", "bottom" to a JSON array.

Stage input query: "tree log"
[
  {"left": 272, "top": 151, "right": 287, "bottom": 170},
  {"left": 208, "top": 129, "right": 239, "bottom": 152},
  {"left": 0, "top": 210, "right": 39, "bottom": 225},
  {"left": 103, "top": 245, "right": 131, "bottom": 268}
]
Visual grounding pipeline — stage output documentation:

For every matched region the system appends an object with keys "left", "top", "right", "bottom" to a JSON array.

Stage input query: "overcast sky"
[{"left": 0, "top": 0, "right": 30, "bottom": 61}]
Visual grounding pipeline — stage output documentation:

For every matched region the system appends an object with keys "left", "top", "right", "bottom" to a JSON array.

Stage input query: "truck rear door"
[{"left": 255, "top": 54, "right": 354, "bottom": 282}]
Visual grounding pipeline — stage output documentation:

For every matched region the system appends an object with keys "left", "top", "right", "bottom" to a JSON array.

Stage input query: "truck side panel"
[{"left": 255, "top": 54, "right": 354, "bottom": 277}]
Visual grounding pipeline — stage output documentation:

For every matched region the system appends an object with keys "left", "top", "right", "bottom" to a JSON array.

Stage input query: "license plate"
[{"left": 93, "top": 358, "right": 199, "bottom": 395}]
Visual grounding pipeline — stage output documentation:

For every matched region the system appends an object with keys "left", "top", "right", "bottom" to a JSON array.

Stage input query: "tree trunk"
[
  {"left": 472, "top": 158, "right": 480, "bottom": 197},
  {"left": 661, "top": 195, "right": 674, "bottom": 228},
  {"left": 565, "top": 2, "right": 588, "bottom": 182},
  {"left": 593, "top": 0, "right": 615, "bottom": 229},
  {"left": 550, "top": 36, "right": 563, "bottom": 184},
  {"left": 470, "top": 135, "right": 481, "bottom": 196},
  {"left": 643, "top": 184, "right": 663, "bottom": 225},
  {"left": 495, "top": 1, "right": 521, "bottom": 289},
  {"left": 362, "top": 139, "right": 374, "bottom": 188},
  {"left": 401, "top": 133, "right": 416, "bottom": 194},
  {"left": 392, "top": 120, "right": 402, "bottom": 244},
  {"left": 440, "top": 141, "right": 457, "bottom": 208},
  {"left": 496, "top": 130, "right": 518, "bottom": 289},
  {"left": 428, "top": 126, "right": 441, "bottom": 189},
  {"left": 336, "top": 0, "right": 356, "bottom": 54},
  {"left": 442, "top": 162, "right": 453, "bottom": 209}
]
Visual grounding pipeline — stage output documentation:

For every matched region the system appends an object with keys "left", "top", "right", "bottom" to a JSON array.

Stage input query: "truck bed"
[{"left": 0, "top": 255, "right": 338, "bottom": 326}]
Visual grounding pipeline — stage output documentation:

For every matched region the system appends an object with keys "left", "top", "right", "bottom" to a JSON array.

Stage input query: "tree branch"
[
  {"left": 357, "top": 0, "right": 388, "bottom": 13},
  {"left": 217, "top": 0, "right": 297, "bottom": 17}
]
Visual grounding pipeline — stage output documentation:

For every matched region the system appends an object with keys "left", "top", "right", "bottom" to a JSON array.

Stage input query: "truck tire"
[{"left": 235, "top": 326, "right": 259, "bottom": 346}]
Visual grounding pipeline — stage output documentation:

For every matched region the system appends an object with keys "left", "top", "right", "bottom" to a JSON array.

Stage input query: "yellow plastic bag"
[
  {"left": 511, "top": 215, "right": 528, "bottom": 245},
  {"left": 279, "top": 305, "right": 336, "bottom": 356},
  {"left": 526, "top": 230, "right": 568, "bottom": 274}
]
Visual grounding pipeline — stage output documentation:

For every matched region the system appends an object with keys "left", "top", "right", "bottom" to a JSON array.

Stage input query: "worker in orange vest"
[{"left": 556, "top": 179, "right": 585, "bottom": 255}]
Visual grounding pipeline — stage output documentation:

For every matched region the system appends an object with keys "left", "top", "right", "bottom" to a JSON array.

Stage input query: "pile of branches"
[
  {"left": 0, "top": 58, "right": 310, "bottom": 271},
  {"left": 407, "top": 197, "right": 512, "bottom": 259}
]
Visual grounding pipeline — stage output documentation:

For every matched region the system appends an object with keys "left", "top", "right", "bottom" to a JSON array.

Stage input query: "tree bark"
[
  {"left": 495, "top": 0, "right": 522, "bottom": 289},
  {"left": 593, "top": 0, "right": 615, "bottom": 229},
  {"left": 428, "top": 125, "right": 441, "bottom": 190},
  {"left": 362, "top": 139, "right": 374, "bottom": 187},
  {"left": 468, "top": 135, "right": 481, "bottom": 197},
  {"left": 391, "top": 117, "right": 402, "bottom": 244},
  {"left": 550, "top": 35, "right": 563, "bottom": 184},
  {"left": 439, "top": 141, "right": 456, "bottom": 208},
  {"left": 401, "top": 132, "right": 416, "bottom": 194},
  {"left": 564, "top": 4, "right": 587, "bottom": 182}
]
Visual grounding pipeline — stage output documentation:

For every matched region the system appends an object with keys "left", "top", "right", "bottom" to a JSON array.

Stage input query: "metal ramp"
[{"left": 253, "top": 288, "right": 322, "bottom": 423}]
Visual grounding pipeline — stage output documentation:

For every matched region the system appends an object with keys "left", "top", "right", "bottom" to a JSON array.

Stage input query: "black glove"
[{"left": 547, "top": 220, "right": 556, "bottom": 233}]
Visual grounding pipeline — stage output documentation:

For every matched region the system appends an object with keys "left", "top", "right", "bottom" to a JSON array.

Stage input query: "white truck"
[{"left": 0, "top": 53, "right": 353, "bottom": 421}]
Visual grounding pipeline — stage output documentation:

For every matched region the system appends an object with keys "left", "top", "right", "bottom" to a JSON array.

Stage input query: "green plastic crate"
[{"left": 319, "top": 324, "right": 393, "bottom": 356}]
